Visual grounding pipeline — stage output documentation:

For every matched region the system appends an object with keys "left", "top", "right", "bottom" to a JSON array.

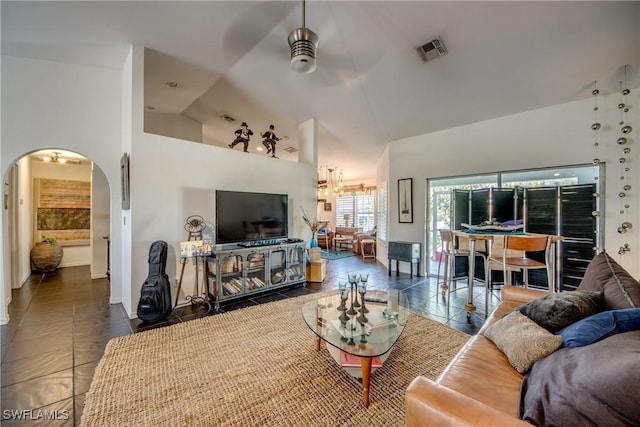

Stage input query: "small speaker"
[{"left": 416, "top": 38, "right": 447, "bottom": 63}]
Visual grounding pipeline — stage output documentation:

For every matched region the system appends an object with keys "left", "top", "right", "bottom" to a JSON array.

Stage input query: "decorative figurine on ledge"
[
  {"left": 261, "top": 124, "right": 281, "bottom": 158},
  {"left": 228, "top": 122, "right": 253, "bottom": 152}
]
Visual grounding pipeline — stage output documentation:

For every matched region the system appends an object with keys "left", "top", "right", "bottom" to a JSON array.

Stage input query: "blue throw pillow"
[{"left": 556, "top": 308, "right": 640, "bottom": 348}]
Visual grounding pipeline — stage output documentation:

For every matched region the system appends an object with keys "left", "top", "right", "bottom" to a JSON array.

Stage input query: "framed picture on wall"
[
  {"left": 324, "top": 202, "right": 332, "bottom": 211},
  {"left": 120, "top": 153, "right": 130, "bottom": 210},
  {"left": 398, "top": 178, "right": 413, "bottom": 223}
]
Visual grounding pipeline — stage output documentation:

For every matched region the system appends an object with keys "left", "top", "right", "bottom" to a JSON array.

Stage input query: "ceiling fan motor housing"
[{"left": 288, "top": 27, "right": 319, "bottom": 74}]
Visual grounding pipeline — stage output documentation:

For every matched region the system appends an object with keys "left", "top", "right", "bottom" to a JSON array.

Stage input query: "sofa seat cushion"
[
  {"left": 438, "top": 335, "right": 525, "bottom": 417},
  {"left": 577, "top": 251, "right": 640, "bottom": 310},
  {"left": 520, "top": 331, "right": 640, "bottom": 426}
]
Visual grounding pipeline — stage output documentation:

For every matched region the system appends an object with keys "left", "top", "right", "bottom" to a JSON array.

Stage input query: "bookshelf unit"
[{"left": 207, "top": 242, "right": 307, "bottom": 309}]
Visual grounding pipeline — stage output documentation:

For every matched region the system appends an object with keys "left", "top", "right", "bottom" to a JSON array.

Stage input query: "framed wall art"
[{"left": 398, "top": 178, "right": 413, "bottom": 223}]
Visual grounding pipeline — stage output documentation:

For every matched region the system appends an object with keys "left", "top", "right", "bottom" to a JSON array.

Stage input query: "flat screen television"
[{"left": 215, "top": 190, "right": 288, "bottom": 244}]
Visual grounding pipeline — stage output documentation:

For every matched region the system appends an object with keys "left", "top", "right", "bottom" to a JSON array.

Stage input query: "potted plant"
[{"left": 30, "top": 236, "right": 63, "bottom": 272}]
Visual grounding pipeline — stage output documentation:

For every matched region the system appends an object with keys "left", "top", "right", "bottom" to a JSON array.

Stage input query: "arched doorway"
[{"left": 2, "top": 149, "right": 111, "bottom": 320}]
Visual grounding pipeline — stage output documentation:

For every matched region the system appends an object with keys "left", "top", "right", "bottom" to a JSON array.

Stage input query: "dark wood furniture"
[{"left": 388, "top": 241, "right": 421, "bottom": 278}]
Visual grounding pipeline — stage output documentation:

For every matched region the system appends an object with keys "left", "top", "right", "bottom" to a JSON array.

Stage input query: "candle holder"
[
  {"left": 337, "top": 282, "right": 348, "bottom": 311},
  {"left": 348, "top": 273, "right": 361, "bottom": 309},
  {"left": 346, "top": 284, "right": 358, "bottom": 317},
  {"left": 359, "top": 274, "right": 369, "bottom": 314},
  {"left": 338, "top": 289, "right": 350, "bottom": 326},
  {"left": 356, "top": 282, "right": 368, "bottom": 324}
]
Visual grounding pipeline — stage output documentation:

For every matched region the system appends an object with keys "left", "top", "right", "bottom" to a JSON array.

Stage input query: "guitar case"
[{"left": 137, "top": 240, "right": 173, "bottom": 323}]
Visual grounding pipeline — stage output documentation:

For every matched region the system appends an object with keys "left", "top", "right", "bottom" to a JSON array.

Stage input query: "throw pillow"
[
  {"left": 517, "top": 290, "right": 602, "bottom": 332},
  {"left": 484, "top": 311, "right": 563, "bottom": 374},
  {"left": 520, "top": 331, "right": 640, "bottom": 426},
  {"left": 556, "top": 307, "right": 640, "bottom": 348},
  {"left": 577, "top": 251, "right": 640, "bottom": 310}
]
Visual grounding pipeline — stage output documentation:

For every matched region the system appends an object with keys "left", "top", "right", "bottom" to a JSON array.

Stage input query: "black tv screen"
[{"left": 215, "top": 190, "right": 288, "bottom": 244}]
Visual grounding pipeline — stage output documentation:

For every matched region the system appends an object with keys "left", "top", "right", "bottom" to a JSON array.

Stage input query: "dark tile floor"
[{"left": 1, "top": 255, "right": 499, "bottom": 425}]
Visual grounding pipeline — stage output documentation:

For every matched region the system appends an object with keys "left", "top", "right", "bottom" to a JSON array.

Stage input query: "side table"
[{"left": 360, "top": 239, "right": 376, "bottom": 260}]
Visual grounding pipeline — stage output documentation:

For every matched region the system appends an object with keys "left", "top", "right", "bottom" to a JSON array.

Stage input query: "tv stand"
[
  {"left": 237, "top": 239, "right": 280, "bottom": 248},
  {"left": 207, "top": 241, "right": 307, "bottom": 310}
]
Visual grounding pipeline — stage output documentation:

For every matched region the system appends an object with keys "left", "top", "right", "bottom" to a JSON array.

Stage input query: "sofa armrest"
[
  {"left": 405, "top": 377, "right": 530, "bottom": 427},
  {"left": 500, "top": 285, "right": 548, "bottom": 304}
]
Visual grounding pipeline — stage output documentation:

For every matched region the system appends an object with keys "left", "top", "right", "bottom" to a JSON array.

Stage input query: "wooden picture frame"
[
  {"left": 398, "top": 178, "right": 413, "bottom": 223},
  {"left": 324, "top": 202, "right": 332, "bottom": 211},
  {"left": 120, "top": 153, "right": 130, "bottom": 210}
]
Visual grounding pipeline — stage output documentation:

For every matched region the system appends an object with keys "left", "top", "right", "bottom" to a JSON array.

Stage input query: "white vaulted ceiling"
[{"left": 2, "top": 1, "right": 639, "bottom": 180}]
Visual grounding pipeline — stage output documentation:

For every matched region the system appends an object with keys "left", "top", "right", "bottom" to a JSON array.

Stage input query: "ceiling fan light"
[{"left": 288, "top": 27, "right": 319, "bottom": 74}]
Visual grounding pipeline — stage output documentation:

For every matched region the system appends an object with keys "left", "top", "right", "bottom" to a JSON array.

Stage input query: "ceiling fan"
[
  {"left": 220, "top": 1, "right": 381, "bottom": 87},
  {"left": 288, "top": 0, "right": 319, "bottom": 74}
]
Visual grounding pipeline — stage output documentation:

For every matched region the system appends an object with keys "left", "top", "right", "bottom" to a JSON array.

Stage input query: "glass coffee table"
[{"left": 301, "top": 289, "right": 409, "bottom": 407}]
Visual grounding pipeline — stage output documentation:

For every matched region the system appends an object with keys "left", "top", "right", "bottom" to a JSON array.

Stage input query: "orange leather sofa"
[{"left": 405, "top": 286, "right": 547, "bottom": 426}]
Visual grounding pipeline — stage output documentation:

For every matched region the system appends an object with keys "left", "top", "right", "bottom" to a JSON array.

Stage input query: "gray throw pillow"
[
  {"left": 577, "top": 251, "right": 640, "bottom": 310},
  {"left": 518, "top": 290, "right": 602, "bottom": 332},
  {"left": 484, "top": 311, "right": 563, "bottom": 374}
]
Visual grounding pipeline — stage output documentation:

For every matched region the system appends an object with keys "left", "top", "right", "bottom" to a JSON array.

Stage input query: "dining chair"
[{"left": 487, "top": 234, "right": 552, "bottom": 296}]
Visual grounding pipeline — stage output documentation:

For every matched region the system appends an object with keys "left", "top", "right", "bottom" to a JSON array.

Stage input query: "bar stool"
[
  {"left": 437, "top": 230, "right": 489, "bottom": 308},
  {"left": 436, "top": 231, "right": 464, "bottom": 302}
]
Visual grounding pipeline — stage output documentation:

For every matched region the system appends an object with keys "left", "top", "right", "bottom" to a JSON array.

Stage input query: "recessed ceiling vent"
[
  {"left": 283, "top": 146, "right": 298, "bottom": 153},
  {"left": 416, "top": 38, "right": 447, "bottom": 63}
]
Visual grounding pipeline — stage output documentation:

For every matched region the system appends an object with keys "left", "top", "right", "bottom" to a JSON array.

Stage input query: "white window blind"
[
  {"left": 377, "top": 184, "right": 387, "bottom": 242},
  {"left": 335, "top": 192, "right": 376, "bottom": 231}
]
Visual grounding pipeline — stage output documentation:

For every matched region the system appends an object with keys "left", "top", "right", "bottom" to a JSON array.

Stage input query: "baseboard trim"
[{"left": 59, "top": 261, "right": 91, "bottom": 268}]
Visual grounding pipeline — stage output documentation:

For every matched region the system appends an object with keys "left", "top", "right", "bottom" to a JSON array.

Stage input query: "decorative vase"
[
  {"left": 30, "top": 241, "right": 63, "bottom": 272},
  {"left": 310, "top": 233, "right": 318, "bottom": 249}
]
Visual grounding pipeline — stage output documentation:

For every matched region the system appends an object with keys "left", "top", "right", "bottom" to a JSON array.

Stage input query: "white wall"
[
  {"left": 1, "top": 55, "right": 124, "bottom": 324},
  {"left": 144, "top": 111, "right": 202, "bottom": 143},
  {"left": 91, "top": 165, "right": 110, "bottom": 279},
  {"left": 128, "top": 132, "right": 317, "bottom": 317},
  {"left": 17, "top": 158, "right": 32, "bottom": 287},
  {"left": 386, "top": 91, "right": 640, "bottom": 278},
  {"left": 124, "top": 46, "right": 318, "bottom": 318}
]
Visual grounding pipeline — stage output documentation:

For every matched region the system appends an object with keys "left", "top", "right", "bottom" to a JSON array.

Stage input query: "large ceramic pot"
[{"left": 30, "top": 241, "right": 63, "bottom": 272}]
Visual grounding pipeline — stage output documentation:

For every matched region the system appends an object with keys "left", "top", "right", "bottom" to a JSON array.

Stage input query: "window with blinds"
[
  {"left": 377, "top": 183, "right": 387, "bottom": 242},
  {"left": 335, "top": 192, "right": 376, "bottom": 231}
]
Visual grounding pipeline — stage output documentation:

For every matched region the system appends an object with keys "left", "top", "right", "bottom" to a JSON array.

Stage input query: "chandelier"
[
  {"left": 317, "top": 166, "right": 344, "bottom": 196},
  {"left": 42, "top": 151, "right": 67, "bottom": 164},
  {"left": 36, "top": 150, "right": 82, "bottom": 165}
]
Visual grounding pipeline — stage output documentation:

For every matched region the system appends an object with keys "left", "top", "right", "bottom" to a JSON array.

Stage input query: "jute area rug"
[{"left": 81, "top": 293, "right": 469, "bottom": 427}]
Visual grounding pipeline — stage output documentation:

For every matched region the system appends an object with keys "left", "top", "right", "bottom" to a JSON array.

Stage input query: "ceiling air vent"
[
  {"left": 416, "top": 38, "right": 447, "bottom": 63},
  {"left": 283, "top": 147, "right": 298, "bottom": 153}
]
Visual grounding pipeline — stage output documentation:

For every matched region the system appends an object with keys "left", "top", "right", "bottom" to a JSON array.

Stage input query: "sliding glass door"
[{"left": 426, "top": 164, "right": 601, "bottom": 278}]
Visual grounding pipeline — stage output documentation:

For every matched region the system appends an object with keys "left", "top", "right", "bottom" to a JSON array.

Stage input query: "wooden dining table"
[{"left": 451, "top": 230, "right": 562, "bottom": 321}]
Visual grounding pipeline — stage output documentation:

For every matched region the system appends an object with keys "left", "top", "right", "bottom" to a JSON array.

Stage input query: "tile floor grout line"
[{"left": 13, "top": 273, "right": 46, "bottom": 331}]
